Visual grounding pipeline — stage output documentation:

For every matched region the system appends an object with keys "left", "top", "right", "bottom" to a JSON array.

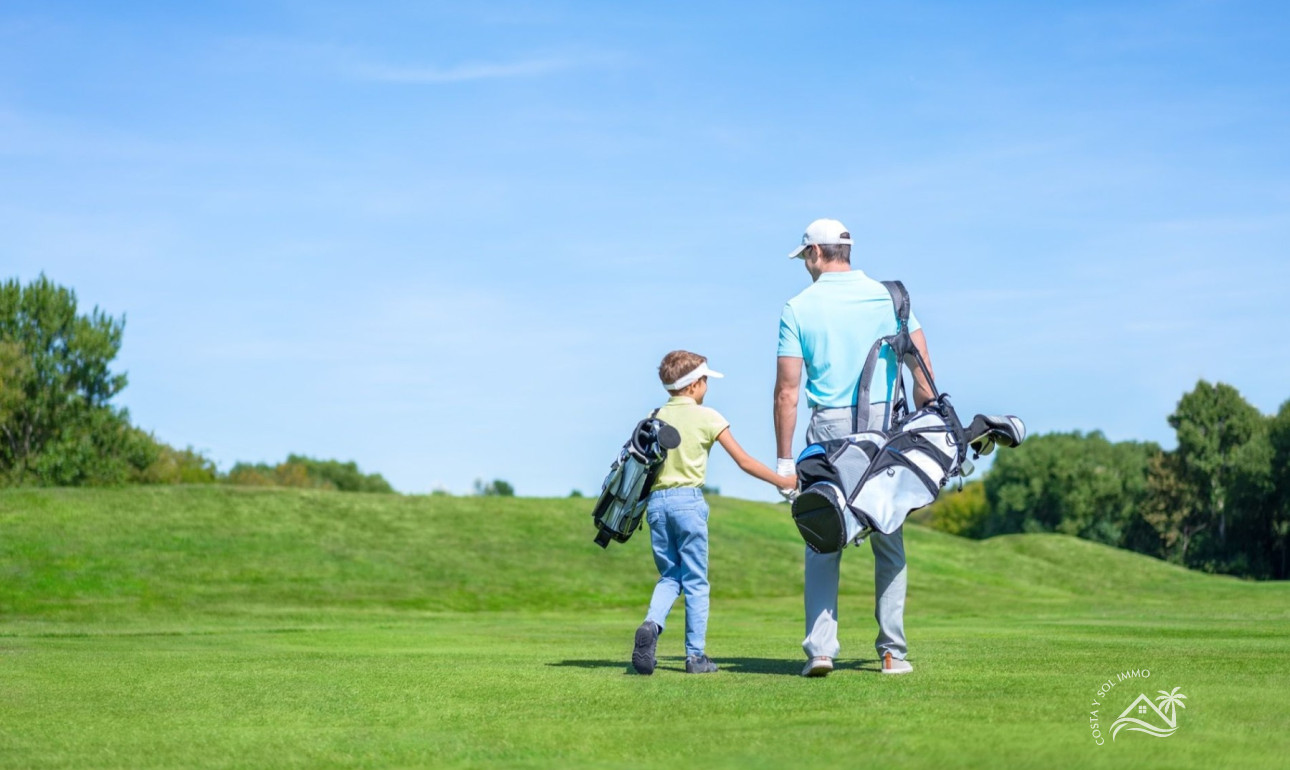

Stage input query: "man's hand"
[{"left": 776, "top": 458, "right": 798, "bottom": 501}]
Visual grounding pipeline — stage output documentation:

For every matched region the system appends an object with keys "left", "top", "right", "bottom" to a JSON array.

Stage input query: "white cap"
[
  {"left": 663, "top": 361, "right": 725, "bottom": 391},
  {"left": 788, "top": 218, "right": 852, "bottom": 259}
]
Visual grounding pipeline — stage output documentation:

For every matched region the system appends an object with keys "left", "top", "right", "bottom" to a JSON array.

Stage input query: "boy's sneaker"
[
  {"left": 881, "top": 651, "right": 913, "bottom": 675},
  {"left": 632, "top": 621, "right": 660, "bottom": 675},
  {"left": 801, "top": 656, "right": 834, "bottom": 677},
  {"left": 685, "top": 654, "right": 719, "bottom": 674}
]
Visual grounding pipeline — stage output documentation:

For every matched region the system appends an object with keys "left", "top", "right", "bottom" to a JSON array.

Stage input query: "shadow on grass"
[
  {"left": 722, "top": 657, "right": 888, "bottom": 676},
  {"left": 547, "top": 657, "right": 886, "bottom": 676}
]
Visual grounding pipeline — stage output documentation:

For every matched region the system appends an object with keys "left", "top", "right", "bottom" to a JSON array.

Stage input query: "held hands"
[{"left": 776, "top": 458, "right": 799, "bottom": 501}]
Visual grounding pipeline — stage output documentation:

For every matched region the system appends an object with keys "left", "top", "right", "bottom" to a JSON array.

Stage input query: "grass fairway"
[{"left": 2, "top": 488, "right": 1289, "bottom": 768}]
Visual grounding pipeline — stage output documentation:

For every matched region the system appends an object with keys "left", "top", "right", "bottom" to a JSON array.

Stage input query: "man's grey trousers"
[{"left": 802, "top": 404, "right": 908, "bottom": 662}]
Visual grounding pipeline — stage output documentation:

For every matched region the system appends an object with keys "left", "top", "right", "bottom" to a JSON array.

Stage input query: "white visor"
[{"left": 663, "top": 362, "right": 724, "bottom": 391}]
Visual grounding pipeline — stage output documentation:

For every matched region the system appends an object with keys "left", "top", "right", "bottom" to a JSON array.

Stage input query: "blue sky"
[{"left": 3, "top": 1, "right": 1288, "bottom": 500}]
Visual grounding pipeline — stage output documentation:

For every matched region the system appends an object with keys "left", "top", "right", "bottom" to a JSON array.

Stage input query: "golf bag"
[
  {"left": 790, "top": 281, "right": 1027, "bottom": 554},
  {"left": 591, "top": 411, "right": 682, "bottom": 548}
]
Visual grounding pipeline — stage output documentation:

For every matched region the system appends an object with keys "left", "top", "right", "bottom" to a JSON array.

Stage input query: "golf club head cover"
[
  {"left": 965, "top": 414, "right": 1027, "bottom": 456},
  {"left": 655, "top": 422, "right": 682, "bottom": 451}
]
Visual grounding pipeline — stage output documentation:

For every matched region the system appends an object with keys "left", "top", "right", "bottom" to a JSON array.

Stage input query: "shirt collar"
[
  {"left": 666, "top": 396, "right": 696, "bottom": 405},
  {"left": 816, "top": 268, "right": 867, "bottom": 282}
]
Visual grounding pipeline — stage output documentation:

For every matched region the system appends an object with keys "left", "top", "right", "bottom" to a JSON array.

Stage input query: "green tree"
[
  {"left": 981, "top": 431, "right": 1159, "bottom": 549},
  {"left": 0, "top": 275, "right": 155, "bottom": 486},
  {"left": 284, "top": 454, "right": 393, "bottom": 493},
  {"left": 226, "top": 462, "right": 277, "bottom": 487},
  {"left": 474, "top": 478, "right": 514, "bottom": 496},
  {"left": 1264, "top": 401, "right": 1290, "bottom": 579},
  {"left": 135, "top": 441, "right": 219, "bottom": 485},
  {"left": 226, "top": 455, "right": 393, "bottom": 493},
  {"left": 1142, "top": 450, "right": 1206, "bottom": 563},
  {"left": 918, "top": 480, "right": 988, "bottom": 537},
  {"left": 1167, "top": 381, "right": 1269, "bottom": 571}
]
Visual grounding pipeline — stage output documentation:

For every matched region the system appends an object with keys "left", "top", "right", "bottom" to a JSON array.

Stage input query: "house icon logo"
[{"left": 1110, "top": 687, "right": 1188, "bottom": 740}]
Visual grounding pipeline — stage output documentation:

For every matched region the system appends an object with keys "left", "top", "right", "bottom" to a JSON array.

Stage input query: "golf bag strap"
[
  {"left": 851, "top": 280, "right": 918, "bottom": 433},
  {"left": 882, "top": 281, "right": 911, "bottom": 329},
  {"left": 635, "top": 408, "right": 669, "bottom": 504},
  {"left": 852, "top": 337, "right": 885, "bottom": 433},
  {"left": 881, "top": 280, "right": 942, "bottom": 423}
]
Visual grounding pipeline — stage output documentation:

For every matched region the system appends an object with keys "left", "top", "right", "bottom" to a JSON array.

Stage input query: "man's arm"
[
  {"left": 910, "top": 329, "right": 936, "bottom": 407},
  {"left": 774, "top": 356, "right": 803, "bottom": 458}
]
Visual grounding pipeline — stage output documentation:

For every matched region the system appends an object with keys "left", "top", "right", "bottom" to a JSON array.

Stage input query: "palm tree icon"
[{"left": 1155, "top": 687, "right": 1188, "bottom": 726}]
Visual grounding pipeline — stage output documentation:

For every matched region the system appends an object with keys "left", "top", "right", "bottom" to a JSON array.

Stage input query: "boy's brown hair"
[{"left": 658, "top": 350, "right": 706, "bottom": 389}]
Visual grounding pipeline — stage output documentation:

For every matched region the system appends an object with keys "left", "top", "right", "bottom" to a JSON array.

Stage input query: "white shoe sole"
[
  {"left": 802, "top": 658, "right": 833, "bottom": 677},
  {"left": 881, "top": 662, "right": 913, "bottom": 675}
]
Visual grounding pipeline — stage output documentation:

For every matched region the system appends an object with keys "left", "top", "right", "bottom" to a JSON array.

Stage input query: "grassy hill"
[
  {"left": 2, "top": 487, "right": 1289, "bottom": 769},
  {"left": 0, "top": 485, "right": 1263, "bottom": 620}
]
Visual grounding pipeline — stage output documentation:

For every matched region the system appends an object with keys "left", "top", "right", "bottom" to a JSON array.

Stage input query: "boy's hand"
[{"left": 777, "top": 474, "right": 798, "bottom": 490}]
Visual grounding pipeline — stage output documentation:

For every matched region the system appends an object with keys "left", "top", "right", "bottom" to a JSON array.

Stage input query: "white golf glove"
[{"left": 776, "top": 458, "right": 798, "bottom": 501}]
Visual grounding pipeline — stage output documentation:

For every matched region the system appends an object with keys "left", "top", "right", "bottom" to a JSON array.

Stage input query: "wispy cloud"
[{"left": 352, "top": 57, "right": 574, "bottom": 84}]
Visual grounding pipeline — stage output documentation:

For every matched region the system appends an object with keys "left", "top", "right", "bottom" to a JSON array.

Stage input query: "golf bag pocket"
[
  {"left": 793, "top": 482, "right": 851, "bottom": 554},
  {"left": 791, "top": 435, "right": 883, "bottom": 553},
  {"left": 850, "top": 409, "right": 963, "bottom": 534}
]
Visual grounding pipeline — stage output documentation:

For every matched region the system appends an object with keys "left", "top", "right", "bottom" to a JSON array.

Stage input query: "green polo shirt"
[{"left": 650, "top": 396, "right": 730, "bottom": 490}]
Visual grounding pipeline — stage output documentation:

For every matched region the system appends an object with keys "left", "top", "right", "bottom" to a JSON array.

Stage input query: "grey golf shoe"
[
  {"left": 881, "top": 652, "right": 913, "bottom": 675},
  {"left": 802, "top": 656, "right": 834, "bottom": 677},
  {"left": 632, "top": 621, "right": 659, "bottom": 675},
  {"left": 685, "top": 654, "right": 718, "bottom": 674}
]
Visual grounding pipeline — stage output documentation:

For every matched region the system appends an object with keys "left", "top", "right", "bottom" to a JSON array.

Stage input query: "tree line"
[
  {"left": 922, "top": 381, "right": 1290, "bottom": 580},
  {"left": 1, "top": 275, "right": 391, "bottom": 493}
]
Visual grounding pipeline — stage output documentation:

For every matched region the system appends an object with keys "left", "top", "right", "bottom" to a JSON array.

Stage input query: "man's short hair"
[
  {"left": 659, "top": 350, "right": 707, "bottom": 388},
  {"left": 818, "top": 243, "right": 851, "bottom": 264}
]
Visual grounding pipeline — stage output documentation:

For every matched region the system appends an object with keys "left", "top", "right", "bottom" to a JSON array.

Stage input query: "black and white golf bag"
[
  {"left": 591, "top": 412, "right": 681, "bottom": 548},
  {"left": 791, "top": 281, "right": 1027, "bottom": 554}
]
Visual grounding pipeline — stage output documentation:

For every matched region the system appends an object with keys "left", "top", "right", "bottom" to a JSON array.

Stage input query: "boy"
[{"left": 632, "top": 350, "right": 797, "bottom": 675}]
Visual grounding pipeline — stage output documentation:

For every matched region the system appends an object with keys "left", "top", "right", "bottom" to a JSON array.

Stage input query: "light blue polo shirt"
[{"left": 777, "top": 270, "right": 921, "bottom": 409}]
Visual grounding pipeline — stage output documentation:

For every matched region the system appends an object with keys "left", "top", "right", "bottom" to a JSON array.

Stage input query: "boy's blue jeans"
[{"left": 643, "top": 487, "right": 710, "bottom": 658}]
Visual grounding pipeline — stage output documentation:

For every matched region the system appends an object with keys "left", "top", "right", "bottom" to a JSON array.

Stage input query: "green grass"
[{"left": 2, "top": 486, "right": 1289, "bottom": 768}]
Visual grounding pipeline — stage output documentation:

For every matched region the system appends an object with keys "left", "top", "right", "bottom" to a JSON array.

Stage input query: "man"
[{"left": 774, "top": 217, "right": 936, "bottom": 677}]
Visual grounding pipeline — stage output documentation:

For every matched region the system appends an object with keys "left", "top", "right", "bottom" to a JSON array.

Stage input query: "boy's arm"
[{"left": 716, "top": 428, "right": 796, "bottom": 489}]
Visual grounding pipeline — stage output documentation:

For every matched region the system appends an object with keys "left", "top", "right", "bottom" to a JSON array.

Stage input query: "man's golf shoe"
[
  {"left": 801, "top": 656, "right": 834, "bottom": 677},
  {"left": 882, "top": 652, "right": 913, "bottom": 675}
]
